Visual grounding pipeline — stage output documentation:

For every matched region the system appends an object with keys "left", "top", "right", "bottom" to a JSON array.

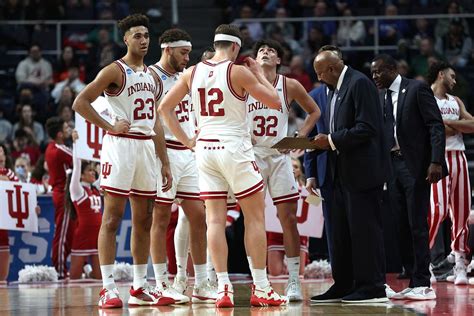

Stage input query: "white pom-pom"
[
  {"left": 18, "top": 265, "right": 58, "bottom": 283},
  {"left": 304, "top": 259, "right": 332, "bottom": 279},
  {"left": 113, "top": 261, "right": 133, "bottom": 282}
]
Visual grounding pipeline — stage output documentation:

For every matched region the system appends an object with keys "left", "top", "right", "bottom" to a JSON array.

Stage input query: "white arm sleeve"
[{"left": 69, "top": 144, "right": 85, "bottom": 202}]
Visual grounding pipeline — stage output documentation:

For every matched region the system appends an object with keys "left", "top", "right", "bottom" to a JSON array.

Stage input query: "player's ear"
[{"left": 276, "top": 57, "right": 281, "bottom": 65}]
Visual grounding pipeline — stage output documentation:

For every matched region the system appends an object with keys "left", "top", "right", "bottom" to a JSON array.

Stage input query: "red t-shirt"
[{"left": 45, "top": 141, "right": 72, "bottom": 193}]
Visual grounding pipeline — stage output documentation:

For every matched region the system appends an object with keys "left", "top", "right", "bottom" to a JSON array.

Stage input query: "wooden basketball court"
[{"left": 0, "top": 274, "right": 472, "bottom": 315}]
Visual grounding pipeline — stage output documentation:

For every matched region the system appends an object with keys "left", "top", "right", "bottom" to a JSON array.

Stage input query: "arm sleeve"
[{"left": 69, "top": 145, "right": 85, "bottom": 202}]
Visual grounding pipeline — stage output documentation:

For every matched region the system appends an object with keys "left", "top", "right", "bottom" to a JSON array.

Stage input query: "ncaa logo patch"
[
  {"left": 126, "top": 68, "right": 132, "bottom": 75},
  {"left": 161, "top": 75, "right": 167, "bottom": 80}
]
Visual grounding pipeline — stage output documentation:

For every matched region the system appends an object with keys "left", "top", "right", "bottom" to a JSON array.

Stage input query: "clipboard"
[{"left": 271, "top": 137, "right": 320, "bottom": 150}]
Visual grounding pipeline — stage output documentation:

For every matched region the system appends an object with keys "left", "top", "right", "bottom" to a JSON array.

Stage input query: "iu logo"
[
  {"left": 6, "top": 184, "right": 30, "bottom": 228},
  {"left": 86, "top": 120, "right": 104, "bottom": 159},
  {"left": 101, "top": 162, "right": 112, "bottom": 179}
]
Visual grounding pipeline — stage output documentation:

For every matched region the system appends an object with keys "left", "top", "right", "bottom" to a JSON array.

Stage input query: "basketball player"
[
  {"left": 158, "top": 24, "right": 287, "bottom": 308},
  {"left": 427, "top": 61, "right": 473, "bottom": 285},
  {"left": 148, "top": 28, "right": 214, "bottom": 304},
  {"left": 66, "top": 130, "right": 102, "bottom": 279},
  {"left": 44, "top": 117, "right": 74, "bottom": 279},
  {"left": 248, "top": 39, "right": 320, "bottom": 301},
  {"left": 73, "top": 14, "right": 173, "bottom": 308}
]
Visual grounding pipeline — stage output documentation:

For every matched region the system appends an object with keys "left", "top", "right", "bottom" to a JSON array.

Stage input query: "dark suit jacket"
[
  {"left": 304, "top": 84, "right": 328, "bottom": 187},
  {"left": 328, "top": 67, "right": 389, "bottom": 192},
  {"left": 381, "top": 77, "right": 447, "bottom": 180}
]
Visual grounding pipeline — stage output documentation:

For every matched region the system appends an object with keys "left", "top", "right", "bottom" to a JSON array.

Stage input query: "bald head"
[{"left": 314, "top": 50, "right": 344, "bottom": 89}]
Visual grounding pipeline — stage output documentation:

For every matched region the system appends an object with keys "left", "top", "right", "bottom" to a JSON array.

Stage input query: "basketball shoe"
[
  {"left": 250, "top": 284, "right": 288, "bottom": 307},
  {"left": 98, "top": 288, "right": 122, "bottom": 309},
  {"left": 216, "top": 284, "right": 234, "bottom": 308},
  {"left": 128, "top": 285, "right": 175, "bottom": 306},
  {"left": 156, "top": 281, "right": 190, "bottom": 304}
]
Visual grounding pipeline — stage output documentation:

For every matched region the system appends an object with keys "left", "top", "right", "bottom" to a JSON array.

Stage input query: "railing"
[
  {"left": 0, "top": 20, "right": 119, "bottom": 59},
  {"left": 233, "top": 13, "right": 474, "bottom": 55}
]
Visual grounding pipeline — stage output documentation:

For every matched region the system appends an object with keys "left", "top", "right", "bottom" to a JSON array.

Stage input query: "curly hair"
[
  {"left": 427, "top": 61, "right": 453, "bottom": 85},
  {"left": 159, "top": 28, "right": 192, "bottom": 45},
  {"left": 117, "top": 13, "right": 149, "bottom": 34},
  {"left": 252, "top": 39, "right": 284, "bottom": 59}
]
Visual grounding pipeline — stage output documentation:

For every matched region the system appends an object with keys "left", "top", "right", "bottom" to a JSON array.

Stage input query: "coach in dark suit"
[
  {"left": 371, "top": 54, "right": 447, "bottom": 300},
  {"left": 304, "top": 83, "right": 334, "bottom": 262},
  {"left": 310, "top": 50, "right": 389, "bottom": 303}
]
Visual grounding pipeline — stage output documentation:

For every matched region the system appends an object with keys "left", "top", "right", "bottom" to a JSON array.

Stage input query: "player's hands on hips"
[
  {"left": 161, "top": 164, "right": 173, "bottom": 192},
  {"left": 112, "top": 119, "right": 130, "bottom": 134},
  {"left": 244, "top": 57, "right": 264, "bottom": 77},
  {"left": 185, "top": 133, "right": 198, "bottom": 150},
  {"left": 426, "top": 163, "right": 443, "bottom": 183},
  {"left": 71, "top": 130, "right": 79, "bottom": 143}
]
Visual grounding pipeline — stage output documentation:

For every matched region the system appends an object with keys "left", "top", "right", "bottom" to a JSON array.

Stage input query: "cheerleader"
[{"left": 65, "top": 131, "right": 102, "bottom": 279}]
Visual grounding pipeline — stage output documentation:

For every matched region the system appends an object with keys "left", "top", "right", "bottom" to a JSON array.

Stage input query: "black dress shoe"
[
  {"left": 310, "top": 285, "right": 352, "bottom": 303},
  {"left": 341, "top": 290, "right": 388, "bottom": 304}
]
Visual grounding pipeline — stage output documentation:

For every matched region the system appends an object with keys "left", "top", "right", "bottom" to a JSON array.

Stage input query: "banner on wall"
[
  {"left": 264, "top": 187, "right": 324, "bottom": 238},
  {"left": 75, "top": 96, "right": 113, "bottom": 162},
  {"left": 0, "top": 181, "right": 38, "bottom": 233}
]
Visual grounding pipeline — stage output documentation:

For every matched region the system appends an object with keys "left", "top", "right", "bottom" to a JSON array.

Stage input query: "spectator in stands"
[
  {"left": 235, "top": 5, "right": 264, "bottom": 41},
  {"left": 96, "top": 0, "right": 129, "bottom": 19},
  {"left": 54, "top": 46, "right": 86, "bottom": 83},
  {"left": 239, "top": 26, "right": 255, "bottom": 56},
  {"left": 378, "top": 4, "right": 409, "bottom": 45},
  {"left": 14, "top": 156, "right": 31, "bottom": 182},
  {"left": 336, "top": 8, "right": 366, "bottom": 47},
  {"left": 12, "top": 104, "right": 45, "bottom": 145},
  {"left": 435, "top": 0, "right": 470, "bottom": 39},
  {"left": 435, "top": 20, "right": 472, "bottom": 68},
  {"left": 0, "top": 109, "right": 12, "bottom": 144},
  {"left": 15, "top": 44, "right": 52, "bottom": 114},
  {"left": 287, "top": 55, "right": 313, "bottom": 92},
  {"left": 10, "top": 128, "right": 41, "bottom": 166},
  {"left": 302, "top": 26, "right": 331, "bottom": 63},
  {"left": 0, "top": 144, "right": 15, "bottom": 179},
  {"left": 265, "top": 7, "right": 295, "bottom": 41},
  {"left": 57, "top": 103, "right": 75, "bottom": 129},
  {"left": 30, "top": 155, "right": 50, "bottom": 195},
  {"left": 65, "top": 0, "right": 94, "bottom": 20},
  {"left": 412, "top": 18, "right": 434, "bottom": 47},
  {"left": 410, "top": 37, "right": 443, "bottom": 78},
  {"left": 397, "top": 59, "right": 411, "bottom": 77},
  {"left": 86, "top": 28, "right": 120, "bottom": 81},
  {"left": 269, "top": 25, "right": 303, "bottom": 56},
  {"left": 306, "top": 1, "right": 336, "bottom": 43},
  {"left": 51, "top": 66, "right": 85, "bottom": 104}
]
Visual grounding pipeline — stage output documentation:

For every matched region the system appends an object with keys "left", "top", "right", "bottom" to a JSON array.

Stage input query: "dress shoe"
[{"left": 310, "top": 285, "right": 351, "bottom": 304}]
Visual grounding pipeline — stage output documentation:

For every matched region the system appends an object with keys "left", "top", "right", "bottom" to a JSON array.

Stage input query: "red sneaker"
[
  {"left": 216, "top": 284, "right": 234, "bottom": 308},
  {"left": 98, "top": 288, "right": 123, "bottom": 309}
]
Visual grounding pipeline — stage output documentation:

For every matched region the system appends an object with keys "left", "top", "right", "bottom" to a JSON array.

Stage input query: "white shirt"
[
  {"left": 388, "top": 74, "right": 402, "bottom": 151},
  {"left": 328, "top": 65, "right": 348, "bottom": 150}
]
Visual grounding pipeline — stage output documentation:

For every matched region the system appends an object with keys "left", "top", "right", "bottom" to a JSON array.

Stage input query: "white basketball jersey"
[
  {"left": 190, "top": 60, "right": 249, "bottom": 139},
  {"left": 247, "top": 74, "right": 290, "bottom": 156},
  {"left": 104, "top": 59, "right": 157, "bottom": 136},
  {"left": 149, "top": 63, "right": 195, "bottom": 142},
  {"left": 436, "top": 94, "right": 465, "bottom": 151}
]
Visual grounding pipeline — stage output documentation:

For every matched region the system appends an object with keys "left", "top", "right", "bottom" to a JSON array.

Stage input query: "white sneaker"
[
  {"left": 285, "top": 278, "right": 303, "bottom": 301},
  {"left": 469, "top": 277, "right": 474, "bottom": 285},
  {"left": 251, "top": 284, "right": 288, "bottom": 307},
  {"left": 454, "top": 264, "right": 468, "bottom": 285},
  {"left": 172, "top": 276, "right": 188, "bottom": 294},
  {"left": 404, "top": 287, "right": 436, "bottom": 300},
  {"left": 467, "top": 259, "right": 474, "bottom": 273},
  {"left": 446, "top": 275, "right": 455, "bottom": 282},
  {"left": 391, "top": 287, "right": 413, "bottom": 300},
  {"left": 385, "top": 284, "right": 396, "bottom": 299},
  {"left": 156, "top": 281, "right": 190, "bottom": 304},
  {"left": 192, "top": 281, "right": 217, "bottom": 304},
  {"left": 429, "top": 264, "right": 437, "bottom": 284}
]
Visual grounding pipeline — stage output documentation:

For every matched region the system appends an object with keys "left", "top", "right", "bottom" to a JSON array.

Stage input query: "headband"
[
  {"left": 214, "top": 34, "right": 241, "bottom": 46},
  {"left": 160, "top": 40, "right": 192, "bottom": 48}
]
